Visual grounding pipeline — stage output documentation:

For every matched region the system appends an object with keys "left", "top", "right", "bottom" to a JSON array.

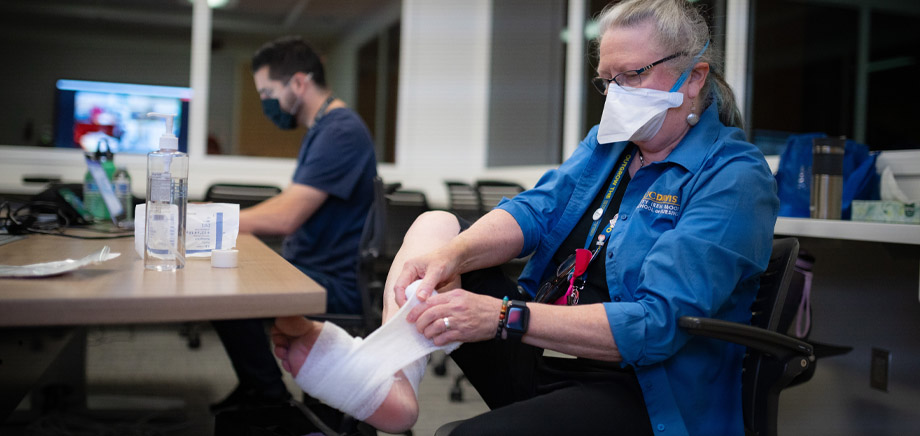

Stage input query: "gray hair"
[{"left": 596, "top": 0, "right": 743, "bottom": 129}]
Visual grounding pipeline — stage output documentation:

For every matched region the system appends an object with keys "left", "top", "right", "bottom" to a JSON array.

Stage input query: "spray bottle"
[{"left": 144, "top": 112, "right": 188, "bottom": 271}]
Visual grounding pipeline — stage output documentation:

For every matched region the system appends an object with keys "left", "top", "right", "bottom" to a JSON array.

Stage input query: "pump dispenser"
[
  {"left": 144, "top": 112, "right": 188, "bottom": 271},
  {"left": 152, "top": 112, "right": 178, "bottom": 150}
]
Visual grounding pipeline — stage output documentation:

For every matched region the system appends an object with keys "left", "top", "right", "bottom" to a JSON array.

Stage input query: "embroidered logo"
[{"left": 637, "top": 191, "right": 680, "bottom": 217}]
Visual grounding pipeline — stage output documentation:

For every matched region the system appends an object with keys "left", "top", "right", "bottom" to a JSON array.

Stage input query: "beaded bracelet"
[{"left": 495, "top": 296, "right": 510, "bottom": 339}]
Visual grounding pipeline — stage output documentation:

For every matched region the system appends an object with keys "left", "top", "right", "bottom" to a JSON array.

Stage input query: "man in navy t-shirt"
[{"left": 211, "top": 36, "right": 377, "bottom": 413}]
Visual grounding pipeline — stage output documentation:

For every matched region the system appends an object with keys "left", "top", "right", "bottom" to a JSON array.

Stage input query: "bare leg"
[{"left": 382, "top": 211, "right": 462, "bottom": 321}]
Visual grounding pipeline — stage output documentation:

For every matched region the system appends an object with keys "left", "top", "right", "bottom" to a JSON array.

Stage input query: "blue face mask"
[{"left": 261, "top": 98, "right": 298, "bottom": 130}]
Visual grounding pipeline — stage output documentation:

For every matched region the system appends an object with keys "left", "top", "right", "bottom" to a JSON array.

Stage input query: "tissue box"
[{"left": 851, "top": 200, "right": 919, "bottom": 224}]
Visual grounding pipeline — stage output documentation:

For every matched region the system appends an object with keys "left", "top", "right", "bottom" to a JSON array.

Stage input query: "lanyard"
[
  {"left": 313, "top": 95, "right": 335, "bottom": 124},
  {"left": 583, "top": 147, "right": 635, "bottom": 251}
]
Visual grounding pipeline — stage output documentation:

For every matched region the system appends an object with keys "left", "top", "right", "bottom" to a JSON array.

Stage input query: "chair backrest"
[
  {"left": 744, "top": 237, "right": 800, "bottom": 436},
  {"left": 310, "top": 177, "right": 387, "bottom": 336},
  {"left": 355, "top": 176, "right": 387, "bottom": 333},
  {"left": 475, "top": 180, "right": 524, "bottom": 214},
  {"left": 383, "top": 189, "right": 430, "bottom": 259},
  {"left": 204, "top": 183, "right": 281, "bottom": 208},
  {"left": 445, "top": 181, "right": 482, "bottom": 223},
  {"left": 359, "top": 176, "right": 387, "bottom": 261},
  {"left": 204, "top": 183, "right": 284, "bottom": 253}
]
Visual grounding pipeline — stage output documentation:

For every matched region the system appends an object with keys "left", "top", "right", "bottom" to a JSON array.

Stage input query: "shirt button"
[
  {"left": 620, "top": 214, "right": 628, "bottom": 220},
  {"left": 608, "top": 252, "right": 614, "bottom": 259},
  {"left": 613, "top": 296, "right": 621, "bottom": 302},
  {"left": 657, "top": 424, "right": 666, "bottom": 432}
]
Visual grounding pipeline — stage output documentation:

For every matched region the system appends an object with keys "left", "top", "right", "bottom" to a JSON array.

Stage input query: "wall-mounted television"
[{"left": 54, "top": 79, "right": 191, "bottom": 154}]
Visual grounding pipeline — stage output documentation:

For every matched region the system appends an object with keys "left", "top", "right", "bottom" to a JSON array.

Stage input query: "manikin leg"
[{"left": 271, "top": 211, "right": 463, "bottom": 433}]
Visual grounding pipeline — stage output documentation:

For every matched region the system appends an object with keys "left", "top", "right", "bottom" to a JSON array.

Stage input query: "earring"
[{"left": 686, "top": 101, "right": 699, "bottom": 127}]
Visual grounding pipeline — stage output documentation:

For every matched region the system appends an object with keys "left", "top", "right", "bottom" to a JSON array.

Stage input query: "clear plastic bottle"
[
  {"left": 144, "top": 113, "right": 188, "bottom": 271},
  {"left": 82, "top": 154, "right": 103, "bottom": 222},
  {"left": 113, "top": 166, "right": 133, "bottom": 224}
]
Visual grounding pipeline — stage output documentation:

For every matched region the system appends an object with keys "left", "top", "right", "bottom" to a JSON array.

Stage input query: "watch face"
[{"left": 507, "top": 306, "right": 525, "bottom": 330}]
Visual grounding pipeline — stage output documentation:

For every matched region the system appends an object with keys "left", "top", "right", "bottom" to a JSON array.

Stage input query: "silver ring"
[{"left": 443, "top": 317, "right": 451, "bottom": 330}]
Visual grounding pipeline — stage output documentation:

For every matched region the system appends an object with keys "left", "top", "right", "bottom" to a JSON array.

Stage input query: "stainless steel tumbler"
[{"left": 810, "top": 136, "right": 845, "bottom": 220}]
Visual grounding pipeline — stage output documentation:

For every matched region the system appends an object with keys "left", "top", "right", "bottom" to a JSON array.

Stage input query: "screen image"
[{"left": 54, "top": 79, "right": 192, "bottom": 154}]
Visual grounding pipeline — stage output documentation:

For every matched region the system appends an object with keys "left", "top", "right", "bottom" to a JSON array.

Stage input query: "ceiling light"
[{"left": 186, "top": 0, "right": 236, "bottom": 9}]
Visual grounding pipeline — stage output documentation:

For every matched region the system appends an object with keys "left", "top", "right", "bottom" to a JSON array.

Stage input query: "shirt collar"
[{"left": 657, "top": 101, "right": 722, "bottom": 174}]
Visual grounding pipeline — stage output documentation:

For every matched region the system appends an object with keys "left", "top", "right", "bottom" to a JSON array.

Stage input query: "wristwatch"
[{"left": 504, "top": 300, "right": 530, "bottom": 341}]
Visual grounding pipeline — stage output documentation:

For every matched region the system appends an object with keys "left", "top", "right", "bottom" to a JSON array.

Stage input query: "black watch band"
[{"left": 504, "top": 300, "right": 530, "bottom": 342}]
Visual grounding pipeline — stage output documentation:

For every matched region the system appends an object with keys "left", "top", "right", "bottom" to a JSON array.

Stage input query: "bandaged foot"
[{"left": 281, "top": 281, "right": 460, "bottom": 425}]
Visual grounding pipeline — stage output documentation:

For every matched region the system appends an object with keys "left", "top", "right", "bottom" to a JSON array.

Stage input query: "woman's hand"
[
  {"left": 406, "top": 289, "right": 503, "bottom": 346},
  {"left": 393, "top": 246, "right": 463, "bottom": 307}
]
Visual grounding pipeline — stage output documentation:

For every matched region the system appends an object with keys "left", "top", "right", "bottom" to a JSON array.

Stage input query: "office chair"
[
  {"left": 435, "top": 238, "right": 814, "bottom": 436},
  {"left": 679, "top": 237, "right": 814, "bottom": 436},
  {"left": 445, "top": 181, "right": 481, "bottom": 223},
  {"left": 292, "top": 179, "right": 407, "bottom": 436},
  {"left": 474, "top": 180, "right": 524, "bottom": 215},
  {"left": 383, "top": 189, "right": 430, "bottom": 261},
  {"left": 204, "top": 184, "right": 283, "bottom": 208},
  {"left": 179, "top": 183, "right": 283, "bottom": 349},
  {"left": 475, "top": 180, "right": 527, "bottom": 276},
  {"left": 309, "top": 176, "right": 388, "bottom": 337}
]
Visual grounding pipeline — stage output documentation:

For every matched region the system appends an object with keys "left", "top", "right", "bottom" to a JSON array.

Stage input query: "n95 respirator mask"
[{"left": 596, "top": 86, "right": 684, "bottom": 144}]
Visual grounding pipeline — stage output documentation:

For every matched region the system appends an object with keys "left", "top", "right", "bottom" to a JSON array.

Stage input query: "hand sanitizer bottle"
[{"left": 144, "top": 112, "right": 188, "bottom": 271}]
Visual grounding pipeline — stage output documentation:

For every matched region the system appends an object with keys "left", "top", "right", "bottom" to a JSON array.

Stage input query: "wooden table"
[
  {"left": 0, "top": 233, "right": 326, "bottom": 326},
  {"left": 0, "top": 233, "right": 325, "bottom": 421}
]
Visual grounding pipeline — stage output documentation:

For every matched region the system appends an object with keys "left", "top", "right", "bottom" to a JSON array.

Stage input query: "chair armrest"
[{"left": 679, "top": 316, "right": 815, "bottom": 361}]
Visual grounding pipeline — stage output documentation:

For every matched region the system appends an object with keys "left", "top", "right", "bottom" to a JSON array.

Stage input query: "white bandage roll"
[
  {"left": 401, "top": 357, "right": 427, "bottom": 395},
  {"left": 294, "top": 281, "right": 460, "bottom": 420},
  {"left": 211, "top": 249, "right": 238, "bottom": 268}
]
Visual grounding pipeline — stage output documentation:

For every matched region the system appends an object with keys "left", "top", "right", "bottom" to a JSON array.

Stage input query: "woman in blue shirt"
[{"left": 272, "top": 0, "right": 779, "bottom": 434}]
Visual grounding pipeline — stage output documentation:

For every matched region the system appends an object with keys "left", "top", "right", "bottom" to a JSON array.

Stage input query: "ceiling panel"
[{"left": 0, "top": 0, "right": 398, "bottom": 50}]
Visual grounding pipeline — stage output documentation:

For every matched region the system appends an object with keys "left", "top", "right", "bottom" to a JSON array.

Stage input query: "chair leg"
[
  {"left": 433, "top": 353, "right": 449, "bottom": 377},
  {"left": 449, "top": 374, "right": 466, "bottom": 403},
  {"left": 179, "top": 322, "right": 202, "bottom": 349}
]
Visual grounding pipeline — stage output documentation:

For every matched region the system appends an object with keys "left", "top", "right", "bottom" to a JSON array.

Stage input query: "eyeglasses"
[
  {"left": 534, "top": 247, "right": 599, "bottom": 305},
  {"left": 591, "top": 52, "right": 684, "bottom": 95}
]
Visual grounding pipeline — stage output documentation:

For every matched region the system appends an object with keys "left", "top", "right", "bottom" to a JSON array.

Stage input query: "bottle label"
[
  {"left": 145, "top": 203, "right": 179, "bottom": 257},
  {"left": 149, "top": 172, "right": 171, "bottom": 203}
]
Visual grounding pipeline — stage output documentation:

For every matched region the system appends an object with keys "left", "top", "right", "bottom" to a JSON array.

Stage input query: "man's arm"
[{"left": 239, "top": 183, "right": 328, "bottom": 235}]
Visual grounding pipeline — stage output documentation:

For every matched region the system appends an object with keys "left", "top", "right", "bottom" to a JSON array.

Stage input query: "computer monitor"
[{"left": 53, "top": 79, "right": 191, "bottom": 154}]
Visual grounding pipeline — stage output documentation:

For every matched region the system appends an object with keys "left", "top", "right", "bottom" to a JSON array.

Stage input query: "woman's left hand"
[{"left": 406, "top": 289, "right": 503, "bottom": 346}]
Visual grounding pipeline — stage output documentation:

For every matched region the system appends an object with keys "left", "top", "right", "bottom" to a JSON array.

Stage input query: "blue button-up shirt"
[{"left": 497, "top": 104, "right": 779, "bottom": 435}]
